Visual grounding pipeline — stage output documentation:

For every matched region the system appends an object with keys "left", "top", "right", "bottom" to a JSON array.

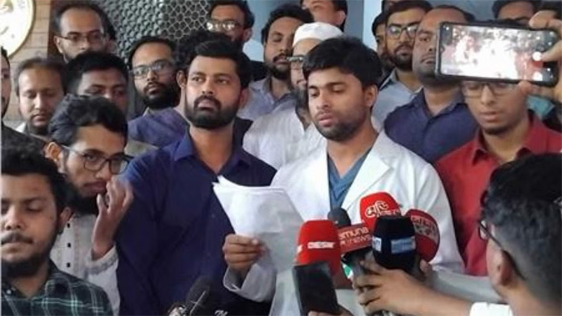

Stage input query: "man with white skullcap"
[{"left": 242, "top": 22, "right": 342, "bottom": 169}]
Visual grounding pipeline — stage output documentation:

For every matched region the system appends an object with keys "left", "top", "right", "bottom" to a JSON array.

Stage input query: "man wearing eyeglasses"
[
  {"left": 43, "top": 95, "right": 133, "bottom": 315},
  {"left": 207, "top": 0, "right": 267, "bottom": 81},
  {"left": 52, "top": 2, "right": 113, "bottom": 62},
  {"left": 435, "top": 74, "right": 562, "bottom": 276},
  {"left": 373, "top": 0, "right": 431, "bottom": 124}
]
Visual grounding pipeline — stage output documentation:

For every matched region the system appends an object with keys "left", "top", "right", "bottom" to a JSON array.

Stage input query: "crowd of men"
[{"left": 1, "top": 0, "right": 561, "bottom": 315}]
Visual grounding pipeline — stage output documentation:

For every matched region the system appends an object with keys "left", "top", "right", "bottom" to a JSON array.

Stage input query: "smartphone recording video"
[{"left": 437, "top": 22, "right": 559, "bottom": 86}]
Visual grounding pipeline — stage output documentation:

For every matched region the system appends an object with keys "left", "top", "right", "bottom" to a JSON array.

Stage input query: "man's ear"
[
  {"left": 364, "top": 85, "right": 378, "bottom": 109},
  {"left": 238, "top": 88, "right": 250, "bottom": 110},
  {"left": 242, "top": 28, "right": 253, "bottom": 43},
  {"left": 45, "top": 142, "right": 64, "bottom": 171},
  {"left": 54, "top": 36, "right": 64, "bottom": 54},
  {"left": 335, "top": 11, "right": 347, "bottom": 28},
  {"left": 58, "top": 207, "right": 74, "bottom": 234},
  {"left": 176, "top": 70, "right": 187, "bottom": 87},
  {"left": 488, "top": 244, "right": 515, "bottom": 290}
]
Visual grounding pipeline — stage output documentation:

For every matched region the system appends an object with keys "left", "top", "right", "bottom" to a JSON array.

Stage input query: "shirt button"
[
  {"left": 67, "top": 223, "right": 71, "bottom": 228},
  {"left": 67, "top": 243, "right": 71, "bottom": 248},
  {"left": 6, "top": 290, "right": 12, "bottom": 295},
  {"left": 66, "top": 262, "right": 71, "bottom": 268}
]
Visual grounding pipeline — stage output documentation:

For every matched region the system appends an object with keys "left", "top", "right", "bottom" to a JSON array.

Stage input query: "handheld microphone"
[
  {"left": 372, "top": 215, "right": 417, "bottom": 273},
  {"left": 360, "top": 192, "right": 401, "bottom": 233},
  {"left": 405, "top": 209, "right": 440, "bottom": 262},
  {"left": 296, "top": 220, "right": 342, "bottom": 275},
  {"left": 184, "top": 276, "right": 215, "bottom": 316}
]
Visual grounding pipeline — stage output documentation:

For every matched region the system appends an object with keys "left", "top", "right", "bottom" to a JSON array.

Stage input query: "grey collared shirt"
[
  {"left": 373, "top": 69, "right": 421, "bottom": 124},
  {"left": 237, "top": 77, "right": 297, "bottom": 121}
]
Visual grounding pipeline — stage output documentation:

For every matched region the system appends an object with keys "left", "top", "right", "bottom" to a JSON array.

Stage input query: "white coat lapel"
[
  {"left": 341, "top": 134, "right": 391, "bottom": 213},
  {"left": 301, "top": 148, "right": 331, "bottom": 220}
]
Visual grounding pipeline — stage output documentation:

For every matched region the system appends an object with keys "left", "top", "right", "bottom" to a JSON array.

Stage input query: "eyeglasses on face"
[
  {"left": 58, "top": 31, "right": 107, "bottom": 45},
  {"left": 61, "top": 145, "right": 130, "bottom": 175},
  {"left": 386, "top": 23, "right": 419, "bottom": 39},
  {"left": 206, "top": 19, "right": 242, "bottom": 32},
  {"left": 461, "top": 81, "right": 517, "bottom": 98},
  {"left": 131, "top": 60, "right": 174, "bottom": 79},
  {"left": 287, "top": 55, "right": 305, "bottom": 70}
]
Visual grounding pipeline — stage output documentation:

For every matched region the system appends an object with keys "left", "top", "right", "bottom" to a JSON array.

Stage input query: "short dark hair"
[
  {"left": 174, "top": 30, "right": 230, "bottom": 72},
  {"left": 14, "top": 57, "right": 66, "bottom": 96},
  {"left": 2, "top": 148, "right": 69, "bottom": 214},
  {"left": 433, "top": 5, "right": 476, "bottom": 22},
  {"left": 492, "top": 0, "right": 542, "bottom": 18},
  {"left": 303, "top": 37, "right": 382, "bottom": 89},
  {"left": 261, "top": 4, "right": 314, "bottom": 43},
  {"left": 1, "top": 47, "right": 9, "bottom": 68},
  {"left": 209, "top": 0, "right": 255, "bottom": 29},
  {"left": 66, "top": 52, "right": 128, "bottom": 95},
  {"left": 52, "top": 0, "right": 115, "bottom": 39},
  {"left": 48, "top": 94, "right": 128, "bottom": 147},
  {"left": 186, "top": 39, "right": 252, "bottom": 89},
  {"left": 384, "top": 0, "right": 433, "bottom": 25},
  {"left": 371, "top": 12, "right": 386, "bottom": 37},
  {"left": 299, "top": 0, "right": 348, "bottom": 30},
  {"left": 127, "top": 36, "right": 176, "bottom": 69},
  {"left": 482, "top": 153, "right": 561, "bottom": 305},
  {"left": 540, "top": 1, "right": 562, "bottom": 18}
]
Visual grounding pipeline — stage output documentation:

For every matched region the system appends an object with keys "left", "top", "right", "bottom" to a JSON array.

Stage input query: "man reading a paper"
[
  {"left": 223, "top": 37, "right": 464, "bottom": 314},
  {"left": 115, "top": 39, "right": 275, "bottom": 315}
]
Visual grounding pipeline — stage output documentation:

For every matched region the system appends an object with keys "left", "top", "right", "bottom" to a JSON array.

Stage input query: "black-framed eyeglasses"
[
  {"left": 61, "top": 145, "right": 130, "bottom": 175},
  {"left": 386, "top": 23, "right": 419, "bottom": 39},
  {"left": 461, "top": 81, "right": 517, "bottom": 98},
  {"left": 478, "top": 218, "right": 526, "bottom": 280},
  {"left": 57, "top": 31, "right": 106, "bottom": 45},
  {"left": 206, "top": 19, "right": 242, "bottom": 32},
  {"left": 131, "top": 60, "right": 175, "bottom": 79},
  {"left": 287, "top": 55, "right": 305, "bottom": 70}
]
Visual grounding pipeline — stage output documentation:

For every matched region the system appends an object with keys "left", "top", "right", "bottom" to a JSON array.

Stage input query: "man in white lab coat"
[
  {"left": 243, "top": 22, "right": 342, "bottom": 169},
  {"left": 222, "top": 37, "right": 463, "bottom": 314}
]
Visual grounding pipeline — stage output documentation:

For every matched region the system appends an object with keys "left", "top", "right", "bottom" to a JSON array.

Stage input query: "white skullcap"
[{"left": 292, "top": 22, "right": 343, "bottom": 47}]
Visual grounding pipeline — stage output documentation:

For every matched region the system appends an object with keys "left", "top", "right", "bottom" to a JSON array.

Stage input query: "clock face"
[{"left": 0, "top": 0, "right": 35, "bottom": 57}]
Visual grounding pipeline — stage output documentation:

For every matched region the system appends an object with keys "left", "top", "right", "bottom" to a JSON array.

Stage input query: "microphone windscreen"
[
  {"left": 338, "top": 223, "right": 371, "bottom": 254},
  {"left": 327, "top": 207, "right": 352, "bottom": 228},
  {"left": 405, "top": 209, "right": 440, "bottom": 262},
  {"left": 360, "top": 192, "right": 401, "bottom": 232},
  {"left": 372, "top": 215, "right": 416, "bottom": 272},
  {"left": 296, "top": 220, "right": 341, "bottom": 275},
  {"left": 185, "top": 276, "right": 212, "bottom": 315}
]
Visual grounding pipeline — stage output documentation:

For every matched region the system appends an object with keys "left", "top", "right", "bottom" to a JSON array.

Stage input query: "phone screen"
[{"left": 438, "top": 23, "right": 559, "bottom": 85}]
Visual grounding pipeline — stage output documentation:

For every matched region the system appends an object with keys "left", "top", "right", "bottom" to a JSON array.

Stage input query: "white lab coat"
[{"left": 225, "top": 132, "right": 464, "bottom": 315}]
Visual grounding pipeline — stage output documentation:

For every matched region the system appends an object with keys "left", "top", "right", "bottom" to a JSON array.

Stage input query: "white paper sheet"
[{"left": 213, "top": 176, "right": 304, "bottom": 272}]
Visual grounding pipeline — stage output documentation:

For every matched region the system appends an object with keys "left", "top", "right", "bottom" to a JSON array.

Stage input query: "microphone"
[
  {"left": 359, "top": 192, "right": 401, "bottom": 233},
  {"left": 405, "top": 209, "right": 440, "bottom": 262},
  {"left": 296, "top": 220, "right": 341, "bottom": 275},
  {"left": 372, "top": 215, "right": 417, "bottom": 273},
  {"left": 184, "top": 276, "right": 215, "bottom": 316}
]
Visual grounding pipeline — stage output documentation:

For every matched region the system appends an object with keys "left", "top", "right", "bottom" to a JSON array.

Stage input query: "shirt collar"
[
  {"left": 251, "top": 78, "right": 270, "bottom": 94},
  {"left": 2, "top": 261, "right": 69, "bottom": 297},
  {"left": 380, "top": 69, "right": 400, "bottom": 89},
  {"left": 469, "top": 113, "right": 552, "bottom": 164},
  {"left": 173, "top": 133, "right": 252, "bottom": 167},
  {"left": 413, "top": 90, "right": 466, "bottom": 113}
]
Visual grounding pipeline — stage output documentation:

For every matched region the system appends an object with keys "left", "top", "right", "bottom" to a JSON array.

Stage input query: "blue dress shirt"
[
  {"left": 116, "top": 135, "right": 276, "bottom": 315},
  {"left": 384, "top": 91, "right": 477, "bottom": 163}
]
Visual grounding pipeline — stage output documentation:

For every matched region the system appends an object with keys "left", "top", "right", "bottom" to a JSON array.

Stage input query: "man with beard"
[
  {"left": 14, "top": 58, "right": 65, "bottom": 142},
  {"left": 435, "top": 57, "right": 562, "bottom": 276},
  {"left": 116, "top": 39, "right": 276, "bottom": 315},
  {"left": 127, "top": 36, "right": 178, "bottom": 113},
  {"left": 52, "top": 1, "right": 114, "bottom": 62},
  {"left": 1, "top": 149, "right": 112, "bottom": 315},
  {"left": 384, "top": 6, "right": 478, "bottom": 163},
  {"left": 1, "top": 49, "right": 45, "bottom": 152},
  {"left": 372, "top": 12, "right": 394, "bottom": 81},
  {"left": 223, "top": 37, "right": 463, "bottom": 315},
  {"left": 44, "top": 95, "right": 133, "bottom": 314},
  {"left": 373, "top": 0, "right": 431, "bottom": 124},
  {"left": 237, "top": 4, "right": 313, "bottom": 121},
  {"left": 207, "top": 0, "right": 267, "bottom": 81},
  {"left": 243, "top": 22, "right": 342, "bottom": 169},
  {"left": 125, "top": 30, "right": 253, "bottom": 148},
  {"left": 492, "top": 0, "right": 540, "bottom": 25},
  {"left": 66, "top": 51, "right": 156, "bottom": 156}
]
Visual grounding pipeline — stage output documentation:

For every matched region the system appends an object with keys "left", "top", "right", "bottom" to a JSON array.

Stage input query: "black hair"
[
  {"left": 208, "top": 0, "right": 255, "bottom": 29},
  {"left": 48, "top": 94, "right": 128, "bottom": 147},
  {"left": 185, "top": 39, "right": 252, "bottom": 89},
  {"left": 14, "top": 57, "right": 66, "bottom": 96},
  {"left": 174, "top": 30, "right": 230, "bottom": 72},
  {"left": 481, "top": 153, "right": 561, "bottom": 305},
  {"left": 2, "top": 148, "right": 69, "bottom": 214},
  {"left": 492, "top": 0, "right": 542, "bottom": 18},
  {"left": 303, "top": 36, "right": 382, "bottom": 89},
  {"left": 371, "top": 12, "right": 386, "bottom": 37},
  {"left": 383, "top": 0, "right": 433, "bottom": 25},
  {"left": 261, "top": 4, "right": 314, "bottom": 43},
  {"left": 540, "top": 1, "right": 562, "bottom": 19},
  {"left": 299, "top": 0, "right": 348, "bottom": 30},
  {"left": 1, "top": 47, "right": 9, "bottom": 68},
  {"left": 52, "top": 0, "right": 115, "bottom": 39},
  {"left": 126, "top": 36, "right": 176, "bottom": 69},
  {"left": 66, "top": 52, "right": 128, "bottom": 95},
  {"left": 433, "top": 5, "right": 476, "bottom": 22}
]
